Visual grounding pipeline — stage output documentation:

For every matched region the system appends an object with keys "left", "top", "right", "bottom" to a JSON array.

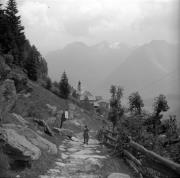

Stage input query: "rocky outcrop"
[
  {"left": 16, "top": 127, "right": 57, "bottom": 155},
  {"left": 12, "top": 113, "right": 29, "bottom": 126},
  {"left": 33, "top": 118, "right": 54, "bottom": 136},
  {"left": 7, "top": 67, "right": 32, "bottom": 93},
  {"left": 2, "top": 124, "right": 58, "bottom": 155},
  {"left": 107, "top": 173, "right": 130, "bottom": 178},
  {"left": 0, "top": 79, "right": 17, "bottom": 117},
  {"left": 0, "top": 127, "right": 41, "bottom": 161},
  {"left": 53, "top": 127, "right": 73, "bottom": 138}
]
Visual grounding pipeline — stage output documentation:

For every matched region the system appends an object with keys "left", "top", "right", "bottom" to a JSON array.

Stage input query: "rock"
[
  {"left": 84, "top": 157, "right": 103, "bottom": 171},
  {"left": 18, "top": 128, "right": 57, "bottom": 155},
  {"left": 2, "top": 124, "right": 57, "bottom": 155},
  {"left": 12, "top": 113, "right": 29, "bottom": 126},
  {"left": 0, "top": 79, "right": 17, "bottom": 116},
  {"left": 33, "top": 118, "right": 54, "bottom": 136},
  {"left": 46, "top": 104, "right": 57, "bottom": 116},
  {"left": 23, "top": 93, "right": 31, "bottom": 98},
  {"left": 53, "top": 127, "right": 73, "bottom": 138},
  {"left": 7, "top": 68, "right": 29, "bottom": 93},
  {"left": 0, "top": 127, "right": 41, "bottom": 161},
  {"left": 107, "top": 173, "right": 130, "bottom": 178}
]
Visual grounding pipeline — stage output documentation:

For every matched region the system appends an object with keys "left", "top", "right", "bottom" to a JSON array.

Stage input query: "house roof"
[{"left": 80, "top": 90, "right": 96, "bottom": 101}]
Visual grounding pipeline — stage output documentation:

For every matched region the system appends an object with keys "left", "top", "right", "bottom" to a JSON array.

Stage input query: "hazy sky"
[{"left": 6, "top": 0, "right": 179, "bottom": 54}]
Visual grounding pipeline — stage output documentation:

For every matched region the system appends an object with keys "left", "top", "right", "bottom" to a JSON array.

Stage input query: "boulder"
[
  {"left": 0, "top": 79, "right": 17, "bottom": 116},
  {"left": 12, "top": 113, "right": 29, "bottom": 126},
  {"left": 33, "top": 118, "right": 54, "bottom": 136},
  {"left": 108, "top": 173, "right": 130, "bottom": 178},
  {"left": 53, "top": 127, "right": 73, "bottom": 138},
  {"left": 2, "top": 124, "right": 57, "bottom": 155},
  {"left": 84, "top": 157, "right": 103, "bottom": 171},
  {"left": 18, "top": 128, "right": 57, "bottom": 155},
  {"left": 46, "top": 104, "right": 57, "bottom": 116},
  {"left": 7, "top": 68, "right": 30, "bottom": 93},
  {"left": 0, "top": 127, "right": 41, "bottom": 161}
]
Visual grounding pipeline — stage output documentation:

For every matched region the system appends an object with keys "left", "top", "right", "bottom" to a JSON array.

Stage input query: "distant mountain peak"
[{"left": 64, "top": 41, "right": 88, "bottom": 49}]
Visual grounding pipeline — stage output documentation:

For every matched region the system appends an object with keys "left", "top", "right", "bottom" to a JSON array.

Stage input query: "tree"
[
  {"left": 152, "top": 94, "right": 169, "bottom": 136},
  {"left": 5, "top": 0, "right": 26, "bottom": 65},
  {"left": 45, "top": 77, "right": 52, "bottom": 90},
  {"left": 108, "top": 85, "right": 124, "bottom": 132},
  {"left": 24, "top": 45, "right": 39, "bottom": 81},
  {"left": 77, "top": 80, "right": 81, "bottom": 100},
  {"left": 153, "top": 94, "right": 169, "bottom": 117},
  {"left": 77, "top": 80, "right": 81, "bottom": 94},
  {"left": 0, "top": 3, "right": 9, "bottom": 54},
  {"left": 59, "top": 71, "right": 70, "bottom": 99},
  {"left": 128, "top": 91, "right": 144, "bottom": 115}
]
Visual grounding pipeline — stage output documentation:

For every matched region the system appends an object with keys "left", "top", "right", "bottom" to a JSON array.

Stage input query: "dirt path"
[{"left": 39, "top": 131, "right": 133, "bottom": 178}]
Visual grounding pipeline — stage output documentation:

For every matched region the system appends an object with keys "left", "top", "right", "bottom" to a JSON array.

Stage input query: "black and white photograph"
[{"left": 0, "top": 0, "right": 180, "bottom": 178}]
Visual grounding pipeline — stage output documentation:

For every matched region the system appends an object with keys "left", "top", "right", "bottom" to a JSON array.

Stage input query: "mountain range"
[
  {"left": 46, "top": 40, "right": 179, "bottom": 94},
  {"left": 46, "top": 40, "right": 179, "bottom": 116}
]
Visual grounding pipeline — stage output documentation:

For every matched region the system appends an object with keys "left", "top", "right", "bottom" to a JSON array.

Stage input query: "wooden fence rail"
[{"left": 100, "top": 129, "right": 180, "bottom": 178}]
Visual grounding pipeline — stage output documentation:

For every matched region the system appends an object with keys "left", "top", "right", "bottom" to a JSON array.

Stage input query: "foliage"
[
  {"left": 72, "top": 90, "right": 79, "bottom": 99},
  {"left": 24, "top": 45, "right": 39, "bottom": 81},
  {"left": 77, "top": 80, "right": 81, "bottom": 94},
  {"left": 59, "top": 71, "right": 70, "bottom": 99},
  {"left": 108, "top": 85, "right": 124, "bottom": 132},
  {"left": 153, "top": 94, "right": 169, "bottom": 116},
  {"left": 45, "top": 77, "right": 52, "bottom": 90},
  {"left": 5, "top": 0, "right": 26, "bottom": 65},
  {"left": 0, "top": 0, "right": 48, "bottom": 81},
  {"left": 128, "top": 91, "right": 144, "bottom": 115}
]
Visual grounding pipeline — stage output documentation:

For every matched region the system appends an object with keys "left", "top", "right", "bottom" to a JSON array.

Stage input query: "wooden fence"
[{"left": 99, "top": 130, "right": 180, "bottom": 178}]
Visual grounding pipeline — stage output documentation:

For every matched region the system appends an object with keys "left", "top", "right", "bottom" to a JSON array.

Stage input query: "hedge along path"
[{"left": 39, "top": 131, "right": 133, "bottom": 178}]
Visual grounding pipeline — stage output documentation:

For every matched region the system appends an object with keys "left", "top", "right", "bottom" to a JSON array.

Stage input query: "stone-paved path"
[{"left": 39, "top": 132, "right": 131, "bottom": 178}]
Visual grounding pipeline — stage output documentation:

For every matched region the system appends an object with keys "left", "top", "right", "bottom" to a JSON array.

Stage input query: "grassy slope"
[{"left": 3, "top": 81, "right": 103, "bottom": 178}]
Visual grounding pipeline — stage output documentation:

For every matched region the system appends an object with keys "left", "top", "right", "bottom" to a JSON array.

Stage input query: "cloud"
[{"left": 14, "top": 0, "right": 179, "bottom": 53}]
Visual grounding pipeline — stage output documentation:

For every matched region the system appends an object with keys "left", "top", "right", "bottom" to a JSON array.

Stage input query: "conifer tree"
[
  {"left": 24, "top": 45, "right": 39, "bottom": 81},
  {"left": 0, "top": 3, "right": 8, "bottom": 53},
  {"left": 59, "top": 71, "right": 70, "bottom": 99},
  {"left": 46, "top": 77, "right": 52, "bottom": 90},
  {"left": 5, "top": 0, "right": 25, "bottom": 65}
]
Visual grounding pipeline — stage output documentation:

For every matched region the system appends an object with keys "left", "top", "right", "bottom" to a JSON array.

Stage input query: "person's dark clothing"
[
  {"left": 60, "top": 112, "right": 66, "bottom": 128},
  {"left": 83, "top": 127, "right": 89, "bottom": 144}
]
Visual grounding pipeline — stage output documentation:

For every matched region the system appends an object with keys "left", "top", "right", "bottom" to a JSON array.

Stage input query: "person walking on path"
[
  {"left": 83, "top": 125, "right": 89, "bottom": 144},
  {"left": 60, "top": 111, "right": 65, "bottom": 128}
]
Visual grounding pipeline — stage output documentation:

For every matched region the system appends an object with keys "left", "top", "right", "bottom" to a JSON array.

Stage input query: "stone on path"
[
  {"left": 53, "top": 127, "right": 73, "bottom": 138},
  {"left": 108, "top": 173, "right": 130, "bottom": 178},
  {"left": 0, "top": 127, "right": 41, "bottom": 160}
]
